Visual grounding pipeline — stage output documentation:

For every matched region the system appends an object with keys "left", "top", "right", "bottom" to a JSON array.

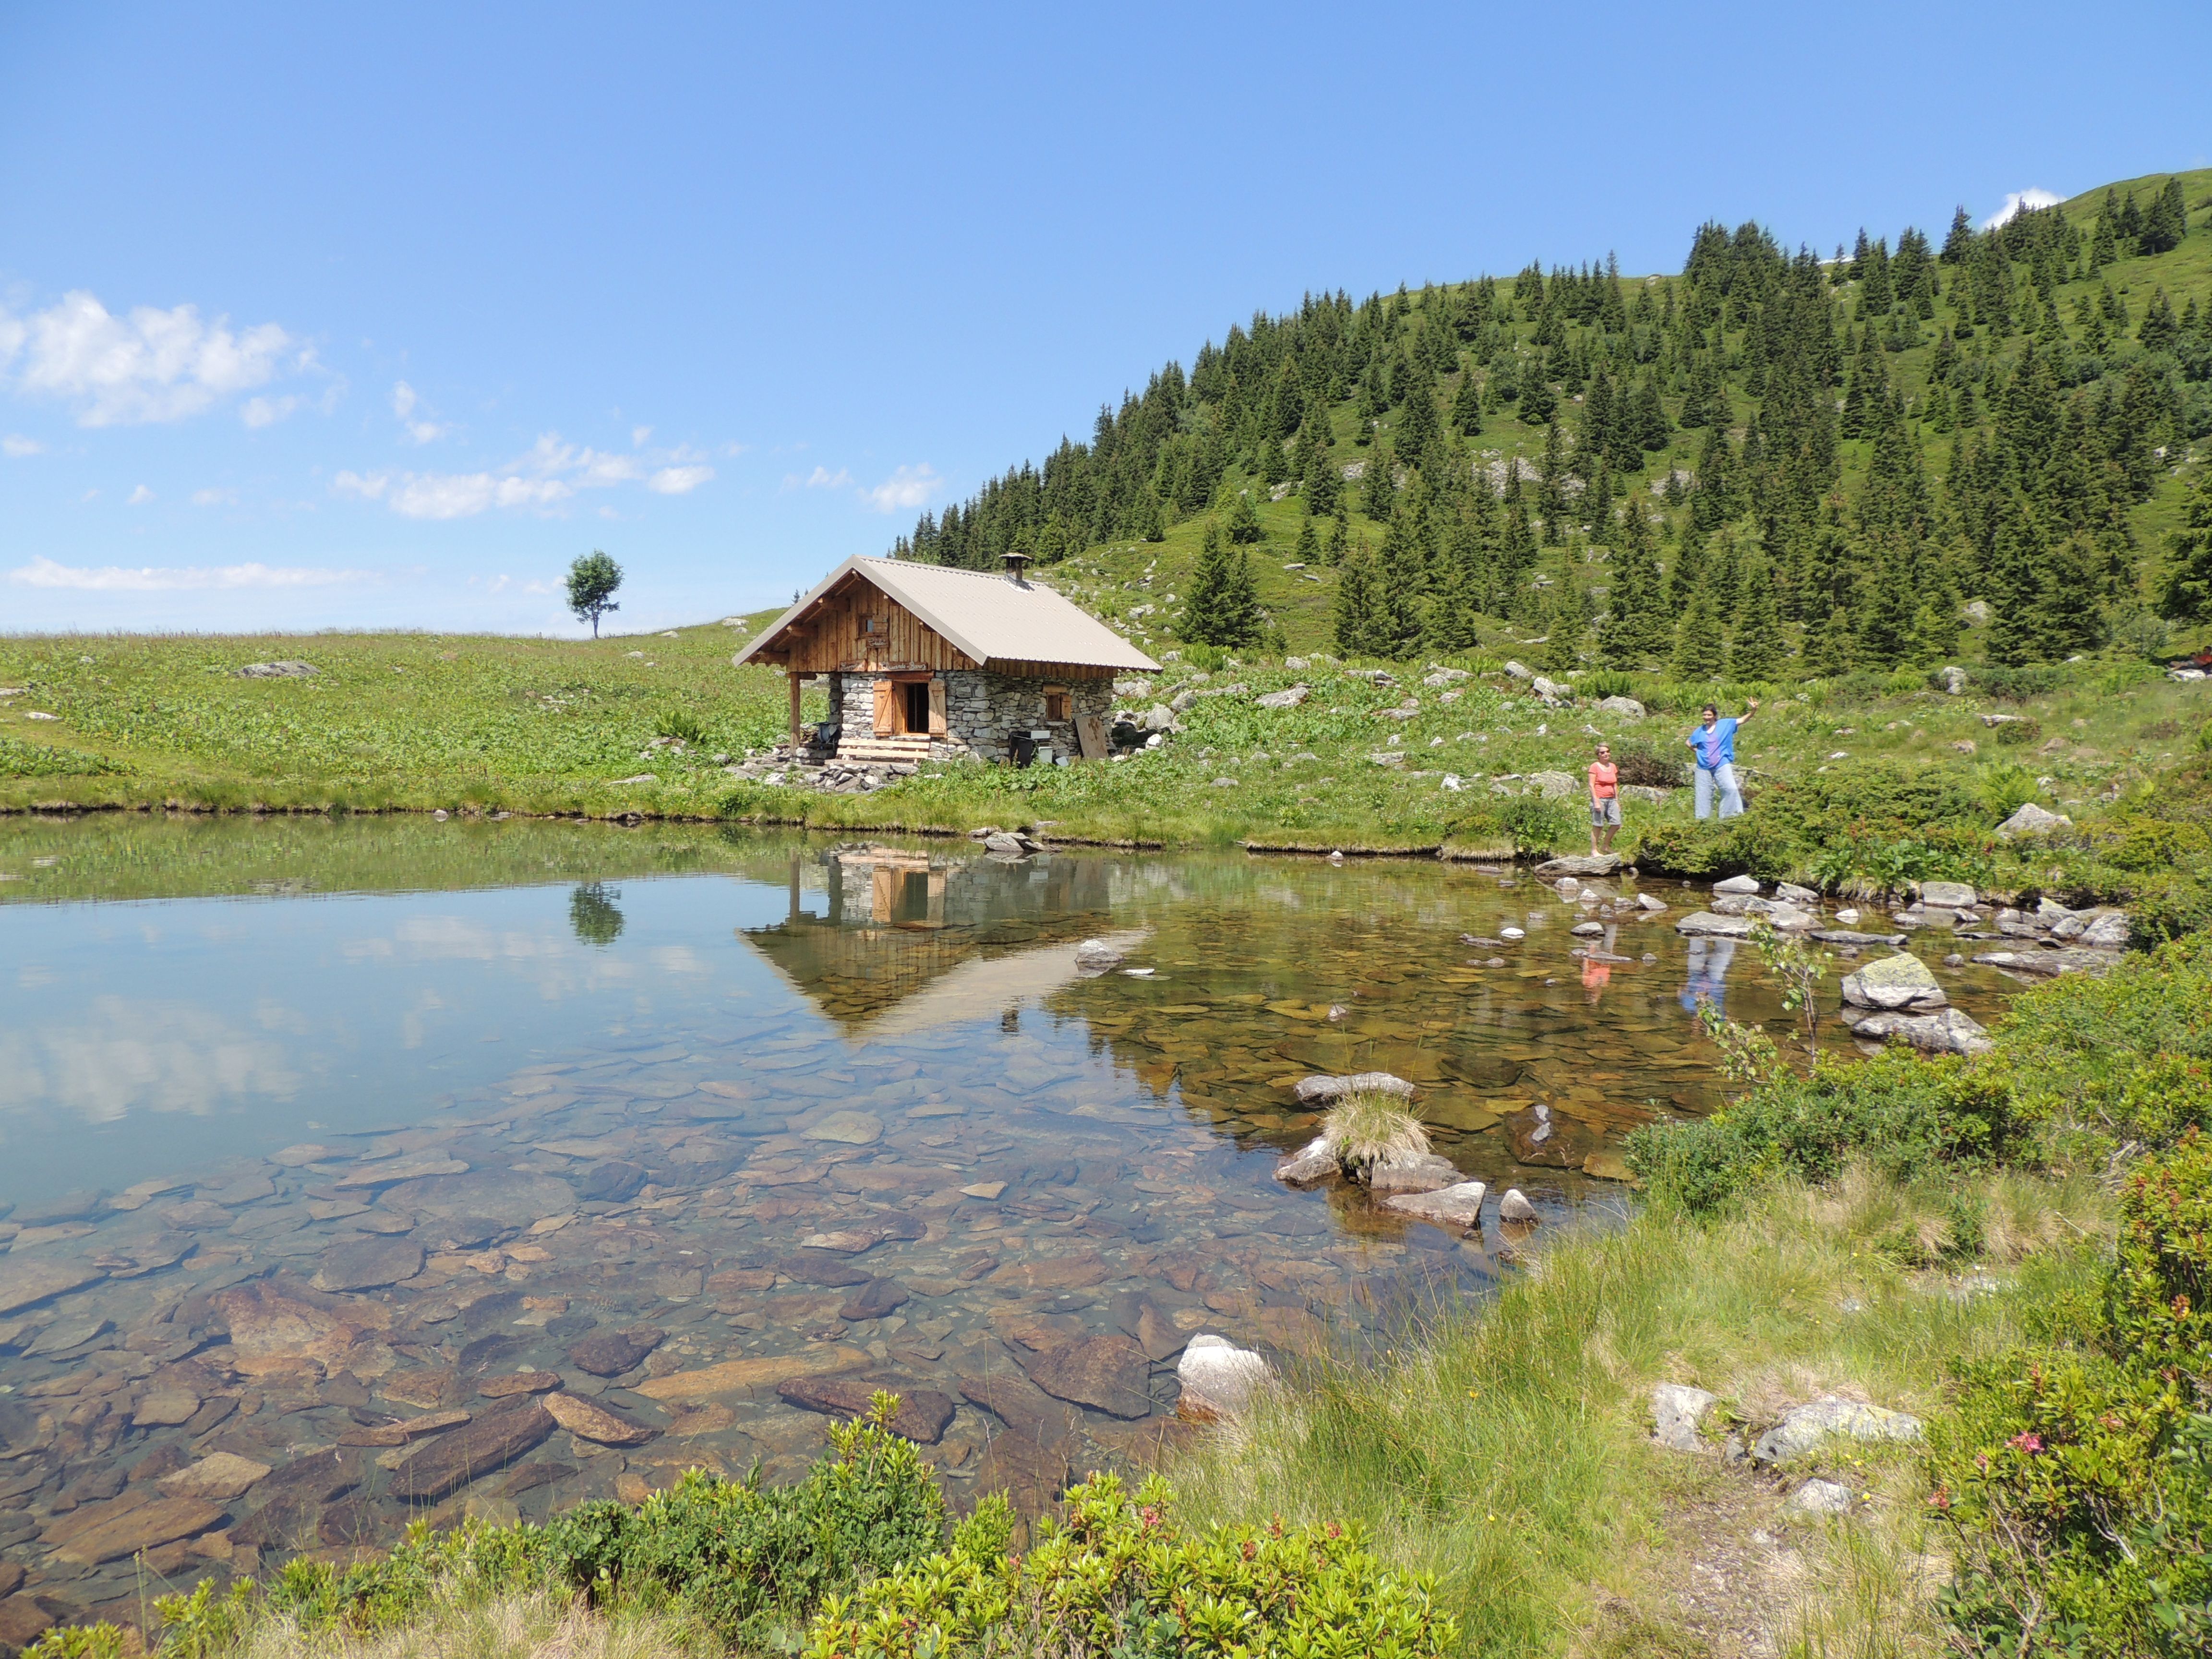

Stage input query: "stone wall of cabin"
[{"left": 829, "top": 670, "right": 1113, "bottom": 763}]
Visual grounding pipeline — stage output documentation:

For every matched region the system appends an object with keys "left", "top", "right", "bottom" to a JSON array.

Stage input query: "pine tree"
[
  {"left": 1940, "top": 206, "right": 1974, "bottom": 265},
  {"left": 1856, "top": 550, "right": 1917, "bottom": 666},
  {"left": 2140, "top": 289, "right": 2180, "bottom": 354},
  {"left": 1666, "top": 525, "right": 1708, "bottom": 613},
  {"left": 1449, "top": 369, "right": 1483, "bottom": 436},
  {"left": 1726, "top": 554, "right": 1785, "bottom": 679},
  {"left": 1598, "top": 508, "right": 1660, "bottom": 668},
  {"left": 1520, "top": 370, "right": 1558, "bottom": 424},
  {"left": 1325, "top": 506, "right": 1350, "bottom": 567},
  {"left": 1224, "top": 489, "right": 1265, "bottom": 544},
  {"left": 1332, "top": 539, "right": 1384, "bottom": 657},
  {"left": 1182, "top": 521, "right": 1262, "bottom": 647},
  {"left": 1428, "top": 510, "right": 1486, "bottom": 652},
  {"left": 1266, "top": 355, "right": 1305, "bottom": 439},
  {"left": 1361, "top": 444, "right": 1396, "bottom": 521},
  {"left": 1294, "top": 515, "right": 1320, "bottom": 565},
  {"left": 1395, "top": 361, "right": 1438, "bottom": 452},
  {"left": 1807, "top": 606, "right": 1856, "bottom": 675},
  {"left": 2142, "top": 178, "right": 2188, "bottom": 255},
  {"left": 2161, "top": 465, "right": 2212, "bottom": 622},
  {"left": 1302, "top": 426, "right": 1343, "bottom": 517},
  {"left": 2090, "top": 204, "right": 2119, "bottom": 271},
  {"left": 1670, "top": 577, "right": 1727, "bottom": 679},
  {"left": 1690, "top": 427, "right": 1733, "bottom": 530}
]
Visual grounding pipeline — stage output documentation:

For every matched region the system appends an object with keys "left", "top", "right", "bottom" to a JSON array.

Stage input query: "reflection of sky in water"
[{"left": 0, "top": 878, "right": 800, "bottom": 1205}]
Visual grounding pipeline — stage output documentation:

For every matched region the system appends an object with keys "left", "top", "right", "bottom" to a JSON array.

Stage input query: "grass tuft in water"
[{"left": 1321, "top": 1090, "right": 1430, "bottom": 1180}]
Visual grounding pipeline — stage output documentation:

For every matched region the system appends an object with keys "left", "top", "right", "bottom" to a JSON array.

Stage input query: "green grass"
[
  {"left": 6, "top": 622, "right": 2209, "bottom": 874},
  {"left": 1170, "top": 1166, "right": 2111, "bottom": 1659}
]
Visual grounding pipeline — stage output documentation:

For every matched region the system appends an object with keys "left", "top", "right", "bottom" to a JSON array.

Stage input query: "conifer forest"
[{"left": 891, "top": 170, "right": 2212, "bottom": 672}]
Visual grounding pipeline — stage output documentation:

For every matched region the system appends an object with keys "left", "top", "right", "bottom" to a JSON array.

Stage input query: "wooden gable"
[{"left": 750, "top": 570, "right": 978, "bottom": 675}]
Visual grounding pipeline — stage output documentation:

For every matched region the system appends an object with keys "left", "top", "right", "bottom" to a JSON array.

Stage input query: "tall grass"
[{"left": 1169, "top": 1169, "right": 2110, "bottom": 1658}]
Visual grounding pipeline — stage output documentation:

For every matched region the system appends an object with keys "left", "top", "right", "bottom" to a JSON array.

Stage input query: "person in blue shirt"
[{"left": 1684, "top": 698, "right": 1758, "bottom": 819}]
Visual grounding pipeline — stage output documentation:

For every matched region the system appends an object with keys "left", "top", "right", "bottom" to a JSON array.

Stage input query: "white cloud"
[
  {"left": 190, "top": 487, "right": 236, "bottom": 507},
  {"left": 0, "top": 290, "right": 305, "bottom": 426},
  {"left": 862, "top": 463, "right": 942, "bottom": 513},
  {"left": 335, "top": 430, "right": 701, "bottom": 519},
  {"left": 391, "top": 380, "right": 448, "bottom": 444},
  {"left": 1, "top": 434, "right": 43, "bottom": 457},
  {"left": 9, "top": 555, "right": 377, "bottom": 591},
  {"left": 126, "top": 483, "right": 154, "bottom": 505},
  {"left": 241, "top": 393, "right": 304, "bottom": 428},
  {"left": 1985, "top": 188, "right": 2061, "bottom": 229},
  {"left": 632, "top": 425, "right": 652, "bottom": 446},
  {"left": 801, "top": 465, "right": 854, "bottom": 490},
  {"left": 648, "top": 464, "right": 714, "bottom": 494}
]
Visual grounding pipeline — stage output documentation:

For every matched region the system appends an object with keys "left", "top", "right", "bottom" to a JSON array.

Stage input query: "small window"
[
  {"left": 1044, "top": 686, "right": 1070, "bottom": 721},
  {"left": 862, "top": 615, "right": 886, "bottom": 636}
]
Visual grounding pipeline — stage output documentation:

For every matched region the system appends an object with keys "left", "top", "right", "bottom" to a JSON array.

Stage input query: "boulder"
[
  {"left": 1971, "top": 949, "right": 2118, "bottom": 978},
  {"left": 2080, "top": 912, "right": 2130, "bottom": 949},
  {"left": 565, "top": 1327, "right": 663, "bottom": 1377},
  {"left": 542, "top": 1392, "right": 658, "bottom": 1447},
  {"left": 237, "top": 660, "right": 318, "bottom": 678},
  {"left": 1753, "top": 1397, "right": 1923, "bottom": 1465},
  {"left": 1789, "top": 1479, "right": 1856, "bottom": 1515},
  {"left": 1255, "top": 685, "right": 1310, "bottom": 710},
  {"left": 159, "top": 1452, "right": 271, "bottom": 1501},
  {"left": 1811, "top": 928, "right": 1908, "bottom": 947},
  {"left": 801, "top": 1111, "right": 884, "bottom": 1146},
  {"left": 313, "top": 1236, "right": 426, "bottom": 1293},
  {"left": 1675, "top": 911, "right": 1755, "bottom": 938},
  {"left": 1651, "top": 1383, "right": 1719, "bottom": 1454},
  {"left": 1014, "top": 1333, "right": 1152, "bottom": 1419},
  {"left": 1529, "top": 770, "right": 1577, "bottom": 798},
  {"left": 1839, "top": 953, "right": 1947, "bottom": 1012},
  {"left": 572, "top": 1160, "right": 648, "bottom": 1203},
  {"left": 1291, "top": 1072, "right": 1416, "bottom": 1104},
  {"left": 1497, "top": 1188, "right": 1538, "bottom": 1224},
  {"left": 0, "top": 1258, "right": 105, "bottom": 1316},
  {"left": 1714, "top": 875, "right": 1762, "bottom": 895},
  {"left": 1073, "top": 938, "right": 1126, "bottom": 973},
  {"left": 1503, "top": 660, "right": 1535, "bottom": 681},
  {"left": 838, "top": 1278, "right": 910, "bottom": 1321},
  {"left": 1273, "top": 1137, "right": 1337, "bottom": 1189},
  {"left": 775, "top": 1376, "right": 953, "bottom": 1443},
  {"left": 1846, "top": 1008, "right": 1992, "bottom": 1056},
  {"left": 1596, "top": 695, "right": 1647, "bottom": 719},
  {"left": 1774, "top": 881, "right": 1819, "bottom": 905},
  {"left": 1177, "top": 1335, "right": 1271, "bottom": 1420},
  {"left": 1940, "top": 666, "right": 1967, "bottom": 695},
  {"left": 1535, "top": 854, "right": 1623, "bottom": 877},
  {"left": 1570, "top": 921, "right": 1604, "bottom": 938},
  {"left": 1380, "top": 1181, "right": 1486, "bottom": 1231},
  {"left": 388, "top": 1400, "right": 557, "bottom": 1500},
  {"left": 1996, "top": 802, "right": 2071, "bottom": 840},
  {"left": 1765, "top": 903, "right": 1818, "bottom": 932},
  {"left": 48, "top": 1494, "right": 228, "bottom": 1565},
  {"left": 1919, "top": 880, "right": 1978, "bottom": 909},
  {"left": 1635, "top": 893, "right": 1669, "bottom": 913},
  {"left": 1368, "top": 1154, "right": 1462, "bottom": 1195}
]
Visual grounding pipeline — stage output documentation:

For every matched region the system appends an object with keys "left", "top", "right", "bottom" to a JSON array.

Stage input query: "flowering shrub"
[{"left": 802, "top": 1474, "right": 1459, "bottom": 1659}]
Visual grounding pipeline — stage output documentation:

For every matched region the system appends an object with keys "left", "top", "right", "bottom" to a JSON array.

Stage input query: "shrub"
[
  {"left": 1610, "top": 740, "right": 1686, "bottom": 788},
  {"left": 653, "top": 709, "right": 708, "bottom": 745},
  {"left": 802, "top": 1473, "right": 1461, "bottom": 1659},
  {"left": 1993, "top": 716, "right": 2042, "bottom": 747},
  {"left": 2108, "top": 1127, "right": 2212, "bottom": 1380},
  {"left": 1624, "top": 1049, "right": 2021, "bottom": 1215},
  {"left": 1632, "top": 815, "right": 1795, "bottom": 880},
  {"left": 1496, "top": 794, "right": 1577, "bottom": 855},
  {"left": 1963, "top": 663, "right": 2068, "bottom": 701}
]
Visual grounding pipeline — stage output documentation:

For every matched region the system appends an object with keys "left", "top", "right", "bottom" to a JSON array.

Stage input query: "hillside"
[{"left": 894, "top": 169, "right": 2212, "bottom": 672}]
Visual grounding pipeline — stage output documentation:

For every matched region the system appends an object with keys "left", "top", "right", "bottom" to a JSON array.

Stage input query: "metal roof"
[{"left": 733, "top": 555, "right": 1160, "bottom": 673}]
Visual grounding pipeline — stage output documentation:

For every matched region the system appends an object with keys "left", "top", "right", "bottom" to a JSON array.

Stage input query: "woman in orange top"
[{"left": 1587, "top": 742, "right": 1620, "bottom": 855}]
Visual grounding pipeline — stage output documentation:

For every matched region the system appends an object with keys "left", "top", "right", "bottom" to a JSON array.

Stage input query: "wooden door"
[
  {"left": 1074, "top": 714, "right": 1107, "bottom": 761},
  {"left": 872, "top": 678, "right": 895, "bottom": 735},
  {"left": 927, "top": 679, "right": 948, "bottom": 736}
]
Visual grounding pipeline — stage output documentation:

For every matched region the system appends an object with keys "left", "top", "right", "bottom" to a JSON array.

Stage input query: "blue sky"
[{"left": 3, "top": 1, "right": 2207, "bottom": 637}]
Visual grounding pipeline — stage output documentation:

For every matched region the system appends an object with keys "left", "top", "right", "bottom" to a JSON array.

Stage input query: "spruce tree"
[
  {"left": 1520, "top": 370, "right": 1558, "bottom": 424},
  {"left": 1325, "top": 509, "right": 1351, "bottom": 567},
  {"left": 1302, "top": 437, "right": 1342, "bottom": 517},
  {"left": 1428, "top": 511, "right": 1485, "bottom": 652},
  {"left": 1536, "top": 422, "right": 1569, "bottom": 542},
  {"left": 1598, "top": 508, "right": 1659, "bottom": 669},
  {"left": 1449, "top": 369, "right": 1484, "bottom": 436},
  {"left": 1807, "top": 606, "right": 1856, "bottom": 675},
  {"left": 1184, "top": 529, "right": 1262, "bottom": 648},
  {"left": 1396, "top": 362, "right": 1439, "bottom": 452},
  {"left": 1856, "top": 550, "right": 1917, "bottom": 666},
  {"left": 1670, "top": 577, "right": 1727, "bottom": 679},
  {"left": 1332, "top": 539, "right": 1384, "bottom": 657},
  {"left": 1940, "top": 206, "right": 1974, "bottom": 265},
  {"left": 1294, "top": 515, "right": 1320, "bottom": 565},
  {"left": 2161, "top": 465, "right": 2212, "bottom": 622},
  {"left": 2142, "top": 178, "right": 2188, "bottom": 256},
  {"left": 1726, "top": 554, "right": 1785, "bottom": 679},
  {"left": 1361, "top": 444, "right": 1397, "bottom": 521}
]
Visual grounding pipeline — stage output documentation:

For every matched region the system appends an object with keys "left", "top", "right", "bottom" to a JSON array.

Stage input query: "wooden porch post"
[{"left": 788, "top": 669, "right": 802, "bottom": 751}]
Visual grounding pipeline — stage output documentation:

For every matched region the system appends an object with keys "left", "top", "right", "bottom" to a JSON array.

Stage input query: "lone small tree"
[{"left": 566, "top": 550, "right": 624, "bottom": 637}]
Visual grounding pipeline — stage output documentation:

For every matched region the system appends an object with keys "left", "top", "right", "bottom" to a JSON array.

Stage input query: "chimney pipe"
[{"left": 1002, "top": 551, "right": 1032, "bottom": 584}]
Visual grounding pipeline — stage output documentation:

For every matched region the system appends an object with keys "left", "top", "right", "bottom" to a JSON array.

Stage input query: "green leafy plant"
[
  {"left": 802, "top": 1473, "right": 1461, "bottom": 1659},
  {"left": 652, "top": 708, "right": 708, "bottom": 744}
]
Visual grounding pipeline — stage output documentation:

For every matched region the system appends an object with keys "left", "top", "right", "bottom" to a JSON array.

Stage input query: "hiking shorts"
[{"left": 1589, "top": 797, "right": 1621, "bottom": 827}]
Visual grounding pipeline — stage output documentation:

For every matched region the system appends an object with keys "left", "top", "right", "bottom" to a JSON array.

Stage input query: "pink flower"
[{"left": 2008, "top": 1431, "right": 2044, "bottom": 1453}]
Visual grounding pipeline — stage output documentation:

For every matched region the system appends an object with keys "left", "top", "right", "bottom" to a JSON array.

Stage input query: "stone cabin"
[{"left": 734, "top": 553, "right": 1159, "bottom": 766}]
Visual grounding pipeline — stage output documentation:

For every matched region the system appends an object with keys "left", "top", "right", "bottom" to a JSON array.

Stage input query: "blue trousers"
[{"left": 1694, "top": 762, "right": 1743, "bottom": 819}]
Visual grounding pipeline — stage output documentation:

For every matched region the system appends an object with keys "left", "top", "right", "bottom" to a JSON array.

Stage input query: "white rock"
[
  {"left": 1596, "top": 695, "right": 1647, "bottom": 719},
  {"left": 1919, "top": 880, "right": 1977, "bottom": 909},
  {"left": 2080, "top": 912, "right": 2130, "bottom": 949},
  {"left": 1754, "top": 1397, "right": 1923, "bottom": 1465},
  {"left": 1835, "top": 907, "right": 1862, "bottom": 925},
  {"left": 1714, "top": 875, "right": 1762, "bottom": 895},
  {"left": 1996, "top": 802, "right": 2072, "bottom": 839},
  {"left": 1178, "top": 1334, "right": 1271, "bottom": 1419},
  {"left": 1292, "top": 1071, "right": 1416, "bottom": 1104},
  {"left": 1775, "top": 881, "right": 1819, "bottom": 905},
  {"left": 1500, "top": 926, "right": 1526, "bottom": 941},
  {"left": 1274, "top": 1138, "right": 1336, "bottom": 1188},
  {"left": 1530, "top": 770, "right": 1577, "bottom": 798},
  {"left": 1788, "top": 1479, "right": 1856, "bottom": 1515},
  {"left": 1635, "top": 893, "right": 1669, "bottom": 913},
  {"left": 1503, "top": 660, "right": 1535, "bottom": 681},
  {"left": 1651, "top": 1383, "right": 1719, "bottom": 1453},
  {"left": 1497, "top": 1188, "right": 1538, "bottom": 1224},
  {"left": 1073, "top": 938, "right": 1127, "bottom": 974}
]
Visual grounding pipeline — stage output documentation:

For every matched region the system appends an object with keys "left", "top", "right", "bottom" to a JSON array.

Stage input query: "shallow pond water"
[{"left": 0, "top": 817, "right": 2025, "bottom": 1621}]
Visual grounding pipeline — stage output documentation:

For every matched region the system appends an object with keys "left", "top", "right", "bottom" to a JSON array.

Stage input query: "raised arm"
[{"left": 1737, "top": 698, "right": 1761, "bottom": 725}]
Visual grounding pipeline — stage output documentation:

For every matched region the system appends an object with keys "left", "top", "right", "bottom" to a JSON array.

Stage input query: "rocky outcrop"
[
  {"left": 1291, "top": 1072, "right": 1415, "bottom": 1104},
  {"left": 1752, "top": 1397, "right": 1922, "bottom": 1465},
  {"left": 1176, "top": 1335, "right": 1270, "bottom": 1420},
  {"left": 1650, "top": 1383, "right": 1720, "bottom": 1454},
  {"left": 1846, "top": 1008, "right": 1993, "bottom": 1056},
  {"left": 1379, "top": 1181, "right": 1486, "bottom": 1231},
  {"left": 1839, "top": 953, "right": 1947, "bottom": 1013},
  {"left": 1996, "top": 802, "right": 2072, "bottom": 839}
]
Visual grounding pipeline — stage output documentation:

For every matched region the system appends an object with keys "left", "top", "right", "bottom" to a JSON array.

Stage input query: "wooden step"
[{"left": 837, "top": 735, "right": 935, "bottom": 763}]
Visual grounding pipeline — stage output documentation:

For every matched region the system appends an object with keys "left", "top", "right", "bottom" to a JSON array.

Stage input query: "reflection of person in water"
[
  {"left": 1681, "top": 936, "right": 1737, "bottom": 1015},
  {"left": 1581, "top": 923, "right": 1620, "bottom": 1002}
]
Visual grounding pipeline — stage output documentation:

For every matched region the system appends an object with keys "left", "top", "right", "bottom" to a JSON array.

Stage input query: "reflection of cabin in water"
[
  {"left": 733, "top": 553, "right": 1158, "bottom": 768},
  {"left": 741, "top": 845, "right": 1130, "bottom": 1036}
]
